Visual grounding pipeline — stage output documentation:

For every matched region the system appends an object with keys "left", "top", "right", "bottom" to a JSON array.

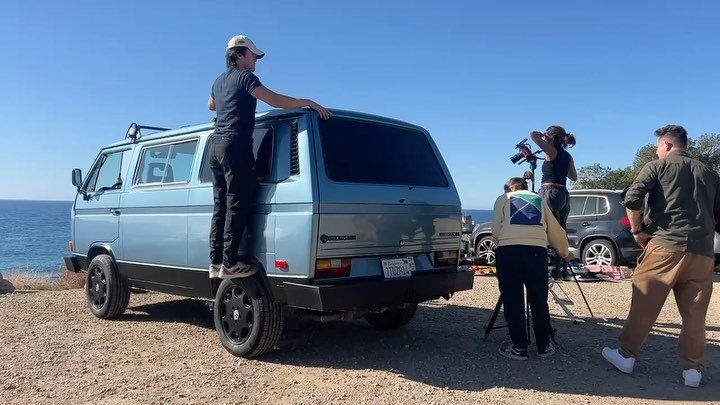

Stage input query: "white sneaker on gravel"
[
  {"left": 682, "top": 369, "right": 702, "bottom": 387},
  {"left": 208, "top": 264, "right": 221, "bottom": 279},
  {"left": 219, "top": 263, "right": 257, "bottom": 279},
  {"left": 602, "top": 347, "right": 635, "bottom": 374}
]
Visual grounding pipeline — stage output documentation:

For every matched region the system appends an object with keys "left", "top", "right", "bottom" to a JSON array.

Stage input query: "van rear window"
[{"left": 318, "top": 119, "right": 448, "bottom": 187}]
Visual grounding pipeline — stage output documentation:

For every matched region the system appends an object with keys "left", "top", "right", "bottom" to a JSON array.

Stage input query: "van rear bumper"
[{"left": 277, "top": 270, "right": 474, "bottom": 312}]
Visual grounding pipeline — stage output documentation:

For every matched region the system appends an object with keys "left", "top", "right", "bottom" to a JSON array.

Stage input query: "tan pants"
[{"left": 618, "top": 241, "right": 714, "bottom": 370}]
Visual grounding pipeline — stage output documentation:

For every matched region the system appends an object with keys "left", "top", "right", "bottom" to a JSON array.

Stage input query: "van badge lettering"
[
  {"left": 320, "top": 235, "right": 356, "bottom": 243},
  {"left": 439, "top": 232, "right": 460, "bottom": 237}
]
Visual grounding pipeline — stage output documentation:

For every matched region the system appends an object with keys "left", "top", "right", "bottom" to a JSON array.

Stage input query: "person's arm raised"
[
  {"left": 530, "top": 130, "right": 557, "bottom": 160},
  {"left": 251, "top": 86, "right": 331, "bottom": 119}
]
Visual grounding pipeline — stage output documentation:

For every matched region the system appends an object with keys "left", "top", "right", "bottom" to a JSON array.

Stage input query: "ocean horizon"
[{"left": 0, "top": 199, "right": 492, "bottom": 277}]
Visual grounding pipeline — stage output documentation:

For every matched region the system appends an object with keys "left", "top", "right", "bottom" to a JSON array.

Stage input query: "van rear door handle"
[
  {"left": 581, "top": 222, "right": 590, "bottom": 227},
  {"left": 110, "top": 209, "right": 121, "bottom": 216}
]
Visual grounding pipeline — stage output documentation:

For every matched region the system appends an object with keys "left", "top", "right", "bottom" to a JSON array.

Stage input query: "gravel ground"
[{"left": 1, "top": 273, "right": 719, "bottom": 404}]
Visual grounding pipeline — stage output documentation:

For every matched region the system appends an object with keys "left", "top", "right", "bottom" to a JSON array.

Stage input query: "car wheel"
[
  {"left": 714, "top": 254, "right": 719, "bottom": 271},
  {"left": 475, "top": 236, "right": 497, "bottom": 266},
  {"left": 365, "top": 303, "right": 418, "bottom": 330},
  {"left": 213, "top": 273, "right": 284, "bottom": 358},
  {"left": 85, "top": 254, "right": 130, "bottom": 319},
  {"left": 582, "top": 239, "right": 617, "bottom": 266}
]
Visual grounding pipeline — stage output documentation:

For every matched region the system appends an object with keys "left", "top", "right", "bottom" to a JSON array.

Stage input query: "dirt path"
[{"left": 1, "top": 275, "right": 719, "bottom": 404}]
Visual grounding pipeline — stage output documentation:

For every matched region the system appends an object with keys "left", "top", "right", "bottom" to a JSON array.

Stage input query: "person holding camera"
[
  {"left": 491, "top": 177, "right": 572, "bottom": 360},
  {"left": 521, "top": 125, "right": 577, "bottom": 279}
]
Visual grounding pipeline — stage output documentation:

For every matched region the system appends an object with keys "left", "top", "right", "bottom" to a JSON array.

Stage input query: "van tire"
[
  {"left": 213, "top": 274, "right": 284, "bottom": 358},
  {"left": 85, "top": 254, "right": 130, "bottom": 319},
  {"left": 365, "top": 303, "right": 418, "bottom": 330}
]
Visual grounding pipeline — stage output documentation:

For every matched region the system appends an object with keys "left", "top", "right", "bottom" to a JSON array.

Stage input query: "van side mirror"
[
  {"left": 72, "top": 168, "right": 88, "bottom": 199},
  {"left": 72, "top": 168, "right": 82, "bottom": 189}
]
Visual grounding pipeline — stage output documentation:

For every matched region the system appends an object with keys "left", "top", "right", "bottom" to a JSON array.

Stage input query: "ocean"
[
  {"left": 0, "top": 200, "right": 73, "bottom": 277},
  {"left": 0, "top": 200, "right": 492, "bottom": 277},
  {"left": 462, "top": 209, "right": 493, "bottom": 225}
]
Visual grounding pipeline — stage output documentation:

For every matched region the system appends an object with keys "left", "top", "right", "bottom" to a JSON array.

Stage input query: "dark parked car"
[{"left": 467, "top": 189, "right": 644, "bottom": 267}]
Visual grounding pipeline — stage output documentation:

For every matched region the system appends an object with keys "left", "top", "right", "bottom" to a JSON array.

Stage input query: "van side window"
[
  {"left": 85, "top": 149, "right": 131, "bottom": 192},
  {"left": 135, "top": 140, "right": 198, "bottom": 185},
  {"left": 199, "top": 127, "right": 274, "bottom": 183}
]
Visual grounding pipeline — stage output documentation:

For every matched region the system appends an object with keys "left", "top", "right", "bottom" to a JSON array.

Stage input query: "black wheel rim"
[
  {"left": 88, "top": 266, "right": 107, "bottom": 309},
  {"left": 220, "top": 285, "right": 254, "bottom": 345}
]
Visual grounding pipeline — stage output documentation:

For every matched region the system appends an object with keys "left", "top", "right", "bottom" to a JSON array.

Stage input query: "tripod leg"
[
  {"left": 549, "top": 282, "right": 579, "bottom": 324},
  {"left": 564, "top": 260, "right": 595, "bottom": 317},
  {"left": 526, "top": 290, "right": 531, "bottom": 345},
  {"left": 483, "top": 297, "right": 504, "bottom": 341}
]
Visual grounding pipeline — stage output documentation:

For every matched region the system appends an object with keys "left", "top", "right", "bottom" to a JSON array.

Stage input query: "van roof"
[{"left": 104, "top": 108, "right": 423, "bottom": 149}]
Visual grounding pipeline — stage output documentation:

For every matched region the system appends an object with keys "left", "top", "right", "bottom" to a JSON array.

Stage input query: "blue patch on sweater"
[{"left": 509, "top": 194, "right": 542, "bottom": 225}]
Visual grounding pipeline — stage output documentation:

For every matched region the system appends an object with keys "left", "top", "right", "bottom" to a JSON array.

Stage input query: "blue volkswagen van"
[{"left": 65, "top": 108, "right": 473, "bottom": 357}]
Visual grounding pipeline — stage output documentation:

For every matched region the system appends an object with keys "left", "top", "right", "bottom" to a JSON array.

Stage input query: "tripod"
[{"left": 483, "top": 259, "right": 594, "bottom": 343}]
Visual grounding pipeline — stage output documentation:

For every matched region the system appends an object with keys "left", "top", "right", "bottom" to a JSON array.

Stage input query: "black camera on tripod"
[{"left": 510, "top": 138, "right": 542, "bottom": 165}]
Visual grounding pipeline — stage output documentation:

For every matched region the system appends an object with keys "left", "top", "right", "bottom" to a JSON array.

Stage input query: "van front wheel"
[
  {"left": 365, "top": 303, "right": 418, "bottom": 330},
  {"left": 85, "top": 254, "right": 130, "bottom": 319},
  {"left": 213, "top": 274, "right": 284, "bottom": 358}
]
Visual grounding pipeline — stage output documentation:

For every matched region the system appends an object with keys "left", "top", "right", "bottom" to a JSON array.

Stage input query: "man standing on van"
[
  {"left": 602, "top": 125, "right": 720, "bottom": 387},
  {"left": 208, "top": 34, "right": 331, "bottom": 278}
]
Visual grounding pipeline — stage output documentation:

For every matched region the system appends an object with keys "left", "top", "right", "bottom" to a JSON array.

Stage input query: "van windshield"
[{"left": 318, "top": 118, "right": 448, "bottom": 187}]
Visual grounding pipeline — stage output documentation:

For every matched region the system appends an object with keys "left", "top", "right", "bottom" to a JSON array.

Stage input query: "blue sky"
[{"left": 0, "top": 1, "right": 718, "bottom": 208}]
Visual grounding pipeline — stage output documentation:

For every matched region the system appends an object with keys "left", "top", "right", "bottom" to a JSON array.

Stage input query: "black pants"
[
  {"left": 496, "top": 245, "right": 552, "bottom": 350},
  {"left": 209, "top": 136, "right": 257, "bottom": 267},
  {"left": 539, "top": 185, "right": 570, "bottom": 269},
  {"left": 539, "top": 185, "right": 570, "bottom": 229}
]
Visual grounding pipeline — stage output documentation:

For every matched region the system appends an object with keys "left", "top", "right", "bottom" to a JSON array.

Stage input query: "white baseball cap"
[{"left": 226, "top": 35, "right": 265, "bottom": 59}]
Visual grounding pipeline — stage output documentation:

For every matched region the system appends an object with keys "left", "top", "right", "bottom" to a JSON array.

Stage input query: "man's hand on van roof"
[{"left": 251, "top": 86, "right": 331, "bottom": 119}]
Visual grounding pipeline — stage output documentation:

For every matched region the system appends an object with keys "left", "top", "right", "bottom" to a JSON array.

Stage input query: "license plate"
[{"left": 381, "top": 257, "right": 415, "bottom": 279}]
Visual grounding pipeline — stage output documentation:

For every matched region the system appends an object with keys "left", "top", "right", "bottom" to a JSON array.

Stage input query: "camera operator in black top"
[{"left": 520, "top": 125, "right": 577, "bottom": 279}]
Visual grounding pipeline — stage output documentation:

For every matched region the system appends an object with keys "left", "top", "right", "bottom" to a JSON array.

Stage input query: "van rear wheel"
[
  {"left": 365, "top": 303, "right": 418, "bottom": 330},
  {"left": 213, "top": 273, "right": 284, "bottom": 358},
  {"left": 85, "top": 254, "right": 130, "bottom": 319}
]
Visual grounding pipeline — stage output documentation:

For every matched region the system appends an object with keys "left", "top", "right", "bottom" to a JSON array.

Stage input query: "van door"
[
  {"left": 118, "top": 138, "right": 197, "bottom": 294},
  {"left": 312, "top": 116, "right": 462, "bottom": 280},
  {"left": 74, "top": 148, "right": 133, "bottom": 257}
]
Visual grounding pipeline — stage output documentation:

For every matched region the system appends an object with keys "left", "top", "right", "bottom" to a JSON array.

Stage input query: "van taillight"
[
  {"left": 434, "top": 250, "right": 458, "bottom": 267},
  {"left": 620, "top": 217, "right": 631, "bottom": 228},
  {"left": 315, "top": 258, "right": 351, "bottom": 278}
]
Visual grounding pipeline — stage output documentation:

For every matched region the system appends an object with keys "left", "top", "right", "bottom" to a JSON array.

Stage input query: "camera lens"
[{"left": 510, "top": 152, "right": 524, "bottom": 164}]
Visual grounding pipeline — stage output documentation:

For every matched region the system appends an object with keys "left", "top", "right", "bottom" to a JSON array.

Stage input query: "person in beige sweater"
[{"left": 491, "top": 177, "right": 571, "bottom": 360}]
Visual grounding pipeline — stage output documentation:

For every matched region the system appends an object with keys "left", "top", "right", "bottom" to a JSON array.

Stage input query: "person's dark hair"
[
  {"left": 546, "top": 125, "right": 576, "bottom": 149},
  {"left": 505, "top": 177, "right": 528, "bottom": 191},
  {"left": 654, "top": 124, "right": 688, "bottom": 149},
  {"left": 226, "top": 47, "right": 248, "bottom": 68}
]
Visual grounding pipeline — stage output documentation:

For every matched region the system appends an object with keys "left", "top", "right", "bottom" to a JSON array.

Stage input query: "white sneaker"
[
  {"left": 219, "top": 263, "right": 257, "bottom": 279},
  {"left": 602, "top": 347, "right": 635, "bottom": 374},
  {"left": 208, "top": 264, "right": 221, "bottom": 279},
  {"left": 682, "top": 369, "right": 702, "bottom": 388}
]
